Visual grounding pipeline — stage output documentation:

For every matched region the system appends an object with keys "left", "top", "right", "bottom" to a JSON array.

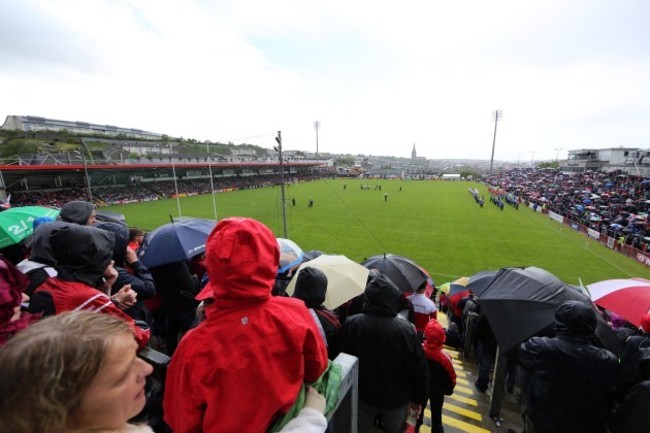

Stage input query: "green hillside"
[{"left": 105, "top": 179, "right": 650, "bottom": 286}]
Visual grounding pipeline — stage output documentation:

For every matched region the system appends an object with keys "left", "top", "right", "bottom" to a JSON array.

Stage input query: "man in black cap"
[
  {"left": 59, "top": 200, "right": 96, "bottom": 226},
  {"left": 519, "top": 300, "right": 617, "bottom": 433}
]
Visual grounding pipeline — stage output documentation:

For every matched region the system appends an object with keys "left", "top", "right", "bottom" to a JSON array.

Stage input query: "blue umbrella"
[
  {"left": 138, "top": 218, "right": 216, "bottom": 268},
  {"left": 583, "top": 199, "right": 593, "bottom": 205},
  {"left": 575, "top": 204, "right": 585, "bottom": 212}
]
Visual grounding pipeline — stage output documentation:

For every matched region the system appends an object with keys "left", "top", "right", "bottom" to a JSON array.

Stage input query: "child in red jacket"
[{"left": 416, "top": 319, "right": 457, "bottom": 433}]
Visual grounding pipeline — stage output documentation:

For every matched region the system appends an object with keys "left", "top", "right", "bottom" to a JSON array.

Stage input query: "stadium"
[{"left": 2, "top": 115, "right": 650, "bottom": 433}]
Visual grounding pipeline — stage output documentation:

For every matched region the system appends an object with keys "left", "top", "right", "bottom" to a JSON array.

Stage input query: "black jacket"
[
  {"left": 293, "top": 267, "right": 342, "bottom": 359},
  {"left": 519, "top": 302, "right": 618, "bottom": 433},
  {"left": 610, "top": 380, "right": 650, "bottom": 433},
  {"left": 340, "top": 274, "right": 429, "bottom": 409},
  {"left": 96, "top": 222, "right": 156, "bottom": 321}
]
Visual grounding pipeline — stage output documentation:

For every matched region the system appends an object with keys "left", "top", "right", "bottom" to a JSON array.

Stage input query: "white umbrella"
[{"left": 286, "top": 254, "right": 369, "bottom": 309}]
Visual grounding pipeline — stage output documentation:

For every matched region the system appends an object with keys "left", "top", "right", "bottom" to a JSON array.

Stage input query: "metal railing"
[{"left": 328, "top": 353, "right": 359, "bottom": 433}]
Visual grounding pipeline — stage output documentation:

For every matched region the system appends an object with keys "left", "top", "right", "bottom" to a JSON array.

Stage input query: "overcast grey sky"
[{"left": 1, "top": 0, "right": 649, "bottom": 161}]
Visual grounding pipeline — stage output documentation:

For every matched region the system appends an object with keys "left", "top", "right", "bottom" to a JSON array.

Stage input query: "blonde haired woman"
[{"left": 0, "top": 311, "right": 153, "bottom": 433}]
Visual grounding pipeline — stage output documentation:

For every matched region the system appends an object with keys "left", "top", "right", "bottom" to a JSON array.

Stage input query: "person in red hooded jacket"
[
  {"left": 416, "top": 319, "right": 456, "bottom": 433},
  {"left": 163, "top": 217, "right": 328, "bottom": 433}
]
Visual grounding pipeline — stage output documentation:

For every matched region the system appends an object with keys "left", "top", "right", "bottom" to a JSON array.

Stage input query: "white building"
[{"left": 562, "top": 147, "right": 650, "bottom": 176}]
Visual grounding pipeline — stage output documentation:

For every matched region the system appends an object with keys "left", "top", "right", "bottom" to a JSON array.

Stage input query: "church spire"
[{"left": 411, "top": 142, "right": 417, "bottom": 160}]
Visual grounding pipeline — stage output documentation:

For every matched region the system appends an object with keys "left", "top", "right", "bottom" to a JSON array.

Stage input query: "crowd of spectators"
[
  {"left": 8, "top": 172, "right": 333, "bottom": 207},
  {"left": 2, "top": 190, "right": 650, "bottom": 432},
  {"left": 483, "top": 167, "right": 650, "bottom": 249}
]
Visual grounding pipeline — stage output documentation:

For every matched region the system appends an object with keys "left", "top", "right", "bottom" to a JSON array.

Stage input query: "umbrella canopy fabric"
[
  {"left": 477, "top": 266, "right": 619, "bottom": 354},
  {"left": 301, "top": 249, "right": 325, "bottom": 263},
  {"left": 448, "top": 282, "right": 469, "bottom": 297},
  {"left": 95, "top": 210, "right": 127, "bottom": 226},
  {"left": 439, "top": 282, "right": 451, "bottom": 294},
  {"left": 361, "top": 253, "right": 427, "bottom": 294},
  {"left": 0, "top": 206, "right": 60, "bottom": 249},
  {"left": 419, "top": 266, "right": 435, "bottom": 297},
  {"left": 466, "top": 270, "right": 498, "bottom": 297},
  {"left": 286, "top": 254, "right": 369, "bottom": 309},
  {"left": 277, "top": 238, "right": 304, "bottom": 273},
  {"left": 586, "top": 278, "right": 650, "bottom": 327},
  {"left": 138, "top": 218, "right": 216, "bottom": 268}
]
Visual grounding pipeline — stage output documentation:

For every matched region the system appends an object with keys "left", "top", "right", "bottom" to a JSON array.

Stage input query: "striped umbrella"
[{"left": 587, "top": 278, "right": 650, "bottom": 327}]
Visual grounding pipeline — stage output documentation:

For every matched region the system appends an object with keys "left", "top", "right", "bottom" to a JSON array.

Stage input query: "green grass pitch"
[{"left": 105, "top": 179, "right": 650, "bottom": 286}]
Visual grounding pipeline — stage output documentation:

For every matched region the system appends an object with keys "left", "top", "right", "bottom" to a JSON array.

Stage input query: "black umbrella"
[
  {"left": 477, "top": 266, "right": 620, "bottom": 354},
  {"left": 95, "top": 210, "right": 128, "bottom": 226},
  {"left": 465, "top": 270, "right": 498, "bottom": 297},
  {"left": 302, "top": 249, "right": 325, "bottom": 263},
  {"left": 361, "top": 253, "right": 427, "bottom": 294}
]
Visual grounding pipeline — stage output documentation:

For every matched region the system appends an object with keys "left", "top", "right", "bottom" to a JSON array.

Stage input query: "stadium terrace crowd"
[
  {"left": 8, "top": 172, "right": 331, "bottom": 207},
  {"left": 2, "top": 193, "right": 650, "bottom": 432},
  {"left": 483, "top": 167, "right": 650, "bottom": 248}
]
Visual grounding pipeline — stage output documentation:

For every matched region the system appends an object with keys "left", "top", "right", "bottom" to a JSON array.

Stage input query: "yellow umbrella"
[
  {"left": 453, "top": 276, "right": 470, "bottom": 286},
  {"left": 286, "top": 254, "right": 369, "bottom": 309},
  {"left": 439, "top": 282, "right": 452, "bottom": 294}
]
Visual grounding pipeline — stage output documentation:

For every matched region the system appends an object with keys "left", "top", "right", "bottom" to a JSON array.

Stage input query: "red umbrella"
[{"left": 586, "top": 278, "right": 650, "bottom": 327}]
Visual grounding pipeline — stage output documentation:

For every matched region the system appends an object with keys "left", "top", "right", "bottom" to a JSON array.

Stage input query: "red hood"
[
  {"left": 423, "top": 318, "right": 446, "bottom": 351},
  {"left": 197, "top": 218, "right": 279, "bottom": 306}
]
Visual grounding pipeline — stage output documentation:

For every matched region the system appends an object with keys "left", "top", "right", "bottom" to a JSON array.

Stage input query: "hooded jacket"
[
  {"left": 0, "top": 256, "right": 41, "bottom": 345},
  {"left": 423, "top": 319, "right": 456, "bottom": 398},
  {"left": 29, "top": 225, "right": 149, "bottom": 348},
  {"left": 16, "top": 220, "right": 65, "bottom": 296},
  {"left": 340, "top": 274, "right": 429, "bottom": 409},
  {"left": 59, "top": 200, "right": 95, "bottom": 225},
  {"left": 293, "top": 266, "right": 342, "bottom": 359},
  {"left": 164, "top": 218, "right": 328, "bottom": 433},
  {"left": 519, "top": 301, "right": 617, "bottom": 433},
  {"left": 96, "top": 222, "right": 156, "bottom": 321}
]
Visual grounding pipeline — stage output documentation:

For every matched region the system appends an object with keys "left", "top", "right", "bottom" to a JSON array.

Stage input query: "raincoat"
[
  {"left": 29, "top": 224, "right": 149, "bottom": 348},
  {"left": 164, "top": 218, "right": 328, "bottom": 433},
  {"left": 519, "top": 301, "right": 617, "bottom": 433},
  {"left": 340, "top": 274, "right": 429, "bottom": 409}
]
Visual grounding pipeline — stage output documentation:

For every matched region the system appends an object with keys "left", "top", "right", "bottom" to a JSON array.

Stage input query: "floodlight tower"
[
  {"left": 314, "top": 120, "right": 320, "bottom": 156},
  {"left": 206, "top": 141, "right": 218, "bottom": 220},
  {"left": 489, "top": 110, "right": 503, "bottom": 174},
  {"left": 555, "top": 147, "right": 563, "bottom": 162},
  {"left": 275, "top": 131, "right": 288, "bottom": 238}
]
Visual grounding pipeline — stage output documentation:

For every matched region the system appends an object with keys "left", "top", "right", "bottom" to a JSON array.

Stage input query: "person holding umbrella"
[
  {"left": 615, "top": 313, "right": 650, "bottom": 399},
  {"left": 519, "top": 300, "right": 617, "bottom": 433},
  {"left": 292, "top": 266, "right": 342, "bottom": 360},
  {"left": 96, "top": 222, "right": 156, "bottom": 324},
  {"left": 340, "top": 273, "right": 429, "bottom": 433},
  {"left": 408, "top": 280, "right": 437, "bottom": 340}
]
